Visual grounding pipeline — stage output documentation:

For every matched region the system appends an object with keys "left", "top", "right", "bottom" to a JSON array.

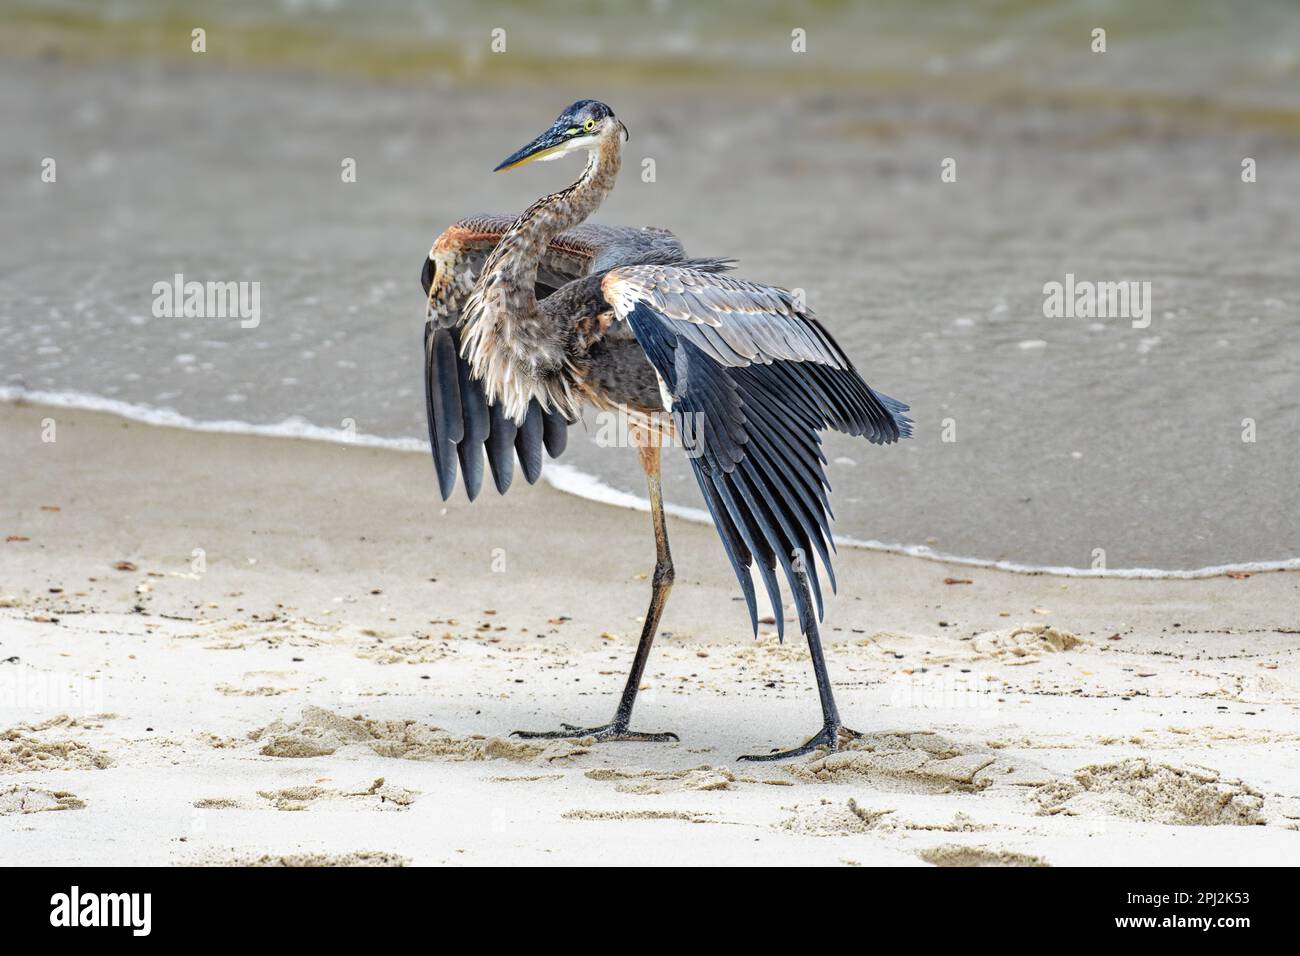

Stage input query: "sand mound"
[
  {"left": 778, "top": 798, "right": 896, "bottom": 836},
  {"left": 562, "top": 809, "right": 713, "bottom": 823},
  {"left": 794, "top": 749, "right": 992, "bottom": 792},
  {"left": 778, "top": 799, "right": 989, "bottom": 837},
  {"left": 1033, "top": 758, "right": 1265, "bottom": 825},
  {"left": 919, "top": 844, "right": 1049, "bottom": 867},
  {"left": 733, "top": 639, "right": 817, "bottom": 664},
  {"left": 255, "top": 777, "right": 418, "bottom": 811},
  {"left": 204, "top": 850, "right": 408, "bottom": 867},
  {"left": 218, "top": 670, "right": 301, "bottom": 696},
  {"left": 252, "top": 705, "right": 587, "bottom": 764},
  {"left": 216, "top": 684, "right": 296, "bottom": 697},
  {"left": 969, "top": 625, "right": 1084, "bottom": 659},
  {"left": 0, "top": 784, "right": 84, "bottom": 814},
  {"left": 355, "top": 633, "right": 456, "bottom": 665},
  {"left": 857, "top": 624, "right": 1084, "bottom": 666},
  {"left": 904, "top": 812, "right": 988, "bottom": 833},
  {"left": 583, "top": 766, "right": 794, "bottom": 794},
  {"left": 1, "top": 719, "right": 113, "bottom": 773},
  {"left": 585, "top": 766, "right": 736, "bottom": 794},
  {"left": 786, "top": 732, "right": 1055, "bottom": 793}
]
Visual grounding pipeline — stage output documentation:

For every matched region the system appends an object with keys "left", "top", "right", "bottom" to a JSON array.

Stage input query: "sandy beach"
[{"left": 2, "top": 400, "right": 1298, "bottom": 866}]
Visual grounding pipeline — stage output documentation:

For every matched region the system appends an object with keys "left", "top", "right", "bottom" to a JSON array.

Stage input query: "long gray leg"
[
  {"left": 513, "top": 437, "right": 679, "bottom": 743},
  {"left": 738, "top": 561, "right": 860, "bottom": 761}
]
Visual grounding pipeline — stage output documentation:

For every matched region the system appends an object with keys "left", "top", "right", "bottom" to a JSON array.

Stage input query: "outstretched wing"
[
  {"left": 602, "top": 265, "right": 912, "bottom": 641},
  {"left": 422, "top": 216, "right": 686, "bottom": 501}
]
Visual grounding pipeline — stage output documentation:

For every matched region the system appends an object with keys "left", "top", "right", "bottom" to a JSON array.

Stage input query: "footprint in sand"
[
  {"left": 255, "top": 777, "right": 418, "bottom": 811},
  {"left": 918, "top": 844, "right": 1049, "bottom": 867},
  {"left": 354, "top": 634, "right": 457, "bottom": 665},
  {"left": 778, "top": 798, "right": 896, "bottom": 836},
  {"left": 1032, "top": 758, "right": 1266, "bottom": 826},
  {"left": 0, "top": 784, "right": 85, "bottom": 814},
  {"left": 250, "top": 705, "right": 588, "bottom": 764},
  {"left": 585, "top": 766, "right": 736, "bottom": 793},
  {"left": 215, "top": 684, "right": 297, "bottom": 697},
  {"left": 193, "top": 777, "right": 419, "bottom": 811},
  {"left": 581, "top": 765, "right": 794, "bottom": 794},
  {"left": 859, "top": 624, "right": 1085, "bottom": 666},
  {"left": 1, "top": 716, "right": 113, "bottom": 773},
  {"left": 969, "top": 625, "right": 1085, "bottom": 660},
  {"left": 199, "top": 850, "right": 409, "bottom": 867},
  {"left": 784, "top": 730, "right": 1059, "bottom": 794},
  {"left": 561, "top": 809, "right": 714, "bottom": 824},
  {"left": 778, "top": 799, "right": 989, "bottom": 837}
]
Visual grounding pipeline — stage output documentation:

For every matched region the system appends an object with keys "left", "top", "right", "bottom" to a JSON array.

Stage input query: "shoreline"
[{"left": 5, "top": 388, "right": 1295, "bottom": 582}]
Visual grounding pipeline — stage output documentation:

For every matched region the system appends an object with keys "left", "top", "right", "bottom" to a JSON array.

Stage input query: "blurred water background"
[{"left": 2, "top": 0, "right": 1298, "bottom": 572}]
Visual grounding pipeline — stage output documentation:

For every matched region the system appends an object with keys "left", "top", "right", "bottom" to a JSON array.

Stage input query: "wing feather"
[
  {"left": 607, "top": 267, "right": 912, "bottom": 640},
  {"left": 515, "top": 401, "right": 545, "bottom": 485},
  {"left": 424, "top": 325, "right": 462, "bottom": 499},
  {"left": 484, "top": 401, "right": 517, "bottom": 495},
  {"left": 541, "top": 408, "right": 569, "bottom": 458},
  {"left": 454, "top": 346, "right": 490, "bottom": 500}
]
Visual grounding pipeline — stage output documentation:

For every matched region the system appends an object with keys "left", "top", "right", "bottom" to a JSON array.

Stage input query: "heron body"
[{"left": 422, "top": 100, "right": 911, "bottom": 759}]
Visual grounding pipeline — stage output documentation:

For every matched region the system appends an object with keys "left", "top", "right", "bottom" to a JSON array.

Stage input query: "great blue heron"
[{"left": 422, "top": 100, "right": 911, "bottom": 760}]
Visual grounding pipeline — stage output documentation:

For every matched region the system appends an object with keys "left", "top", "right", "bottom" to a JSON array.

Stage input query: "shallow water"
[{"left": 2, "top": 3, "right": 1298, "bottom": 572}]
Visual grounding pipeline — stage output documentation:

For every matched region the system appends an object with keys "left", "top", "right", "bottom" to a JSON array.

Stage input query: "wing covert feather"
[
  {"left": 607, "top": 268, "right": 913, "bottom": 641},
  {"left": 421, "top": 218, "right": 689, "bottom": 500}
]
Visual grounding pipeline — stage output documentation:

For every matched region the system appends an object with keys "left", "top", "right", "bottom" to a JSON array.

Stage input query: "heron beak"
[{"left": 493, "top": 126, "right": 568, "bottom": 172}]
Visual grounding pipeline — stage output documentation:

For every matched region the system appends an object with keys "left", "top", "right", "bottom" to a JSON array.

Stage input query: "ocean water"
[{"left": 2, "top": 2, "right": 1298, "bottom": 573}]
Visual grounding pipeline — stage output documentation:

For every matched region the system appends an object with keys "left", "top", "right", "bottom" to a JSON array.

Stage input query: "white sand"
[{"left": 2, "top": 403, "right": 1299, "bottom": 865}]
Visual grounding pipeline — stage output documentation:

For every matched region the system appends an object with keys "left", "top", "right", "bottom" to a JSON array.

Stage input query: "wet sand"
[{"left": 2, "top": 401, "right": 1299, "bottom": 865}]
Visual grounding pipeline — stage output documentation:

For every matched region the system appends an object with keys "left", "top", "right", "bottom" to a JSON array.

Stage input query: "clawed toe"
[
  {"left": 738, "top": 722, "right": 853, "bottom": 762},
  {"left": 511, "top": 727, "right": 581, "bottom": 740},
  {"left": 511, "top": 722, "right": 679, "bottom": 743},
  {"left": 607, "top": 729, "right": 679, "bottom": 743}
]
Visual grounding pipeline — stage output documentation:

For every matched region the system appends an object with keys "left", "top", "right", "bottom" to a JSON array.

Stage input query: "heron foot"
[
  {"left": 511, "top": 722, "right": 680, "bottom": 744},
  {"left": 737, "top": 723, "right": 862, "bottom": 762}
]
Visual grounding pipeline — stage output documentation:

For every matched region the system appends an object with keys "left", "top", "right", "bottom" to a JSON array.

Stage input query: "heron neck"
[
  {"left": 547, "top": 135, "right": 622, "bottom": 233},
  {"left": 460, "top": 132, "right": 622, "bottom": 422},
  {"left": 503, "top": 134, "right": 622, "bottom": 296}
]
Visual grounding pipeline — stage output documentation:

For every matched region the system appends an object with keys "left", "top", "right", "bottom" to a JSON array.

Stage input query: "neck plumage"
[
  {"left": 461, "top": 133, "right": 622, "bottom": 422},
  {"left": 487, "top": 135, "right": 621, "bottom": 317}
]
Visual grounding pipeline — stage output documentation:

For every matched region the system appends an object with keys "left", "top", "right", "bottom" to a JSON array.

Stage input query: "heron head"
[{"left": 493, "top": 100, "right": 628, "bottom": 172}]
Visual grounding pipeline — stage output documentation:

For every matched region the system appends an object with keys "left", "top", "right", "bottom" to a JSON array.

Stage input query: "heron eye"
[{"left": 583, "top": 118, "right": 595, "bottom": 131}]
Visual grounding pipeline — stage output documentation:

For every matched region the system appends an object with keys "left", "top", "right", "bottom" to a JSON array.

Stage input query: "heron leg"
[
  {"left": 512, "top": 434, "right": 679, "bottom": 744},
  {"left": 737, "top": 565, "right": 860, "bottom": 761}
]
